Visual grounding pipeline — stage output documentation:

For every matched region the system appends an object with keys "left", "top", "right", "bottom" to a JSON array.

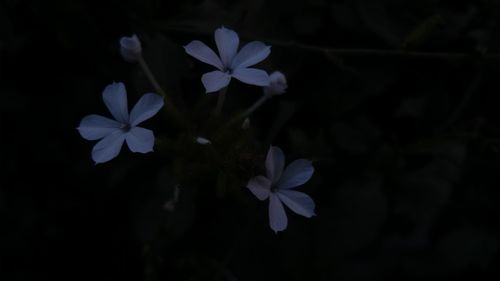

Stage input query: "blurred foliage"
[{"left": 2, "top": 0, "right": 500, "bottom": 280}]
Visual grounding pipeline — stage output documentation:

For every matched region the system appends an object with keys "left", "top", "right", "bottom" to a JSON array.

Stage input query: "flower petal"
[
  {"left": 129, "top": 93, "right": 164, "bottom": 126},
  {"left": 184, "top": 40, "right": 223, "bottom": 70},
  {"left": 125, "top": 127, "right": 155, "bottom": 153},
  {"left": 102, "top": 82, "right": 129, "bottom": 123},
  {"left": 276, "top": 159, "right": 314, "bottom": 189},
  {"left": 269, "top": 193, "right": 288, "bottom": 233},
  {"left": 247, "top": 176, "right": 271, "bottom": 200},
  {"left": 277, "top": 159, "right": 314, "bottom": 189},
  {"left": 214, "top": 27, "right": 239, "bottom": 68},
  {"left": 77, "top": 114, "right": 123, "bottom": 140},
  {"left": 91, "top": 131, "right": 126, "bottom": 164},
  {"left": 201, "top": 71, "right": 231, "bottom": 93},
  {"left": 232, "top": 68, "right": 270, "bottom": 86},
  {"left": 231, "top": 41, "right": 271, "bottom": 69},
  {"left": 265, "top": 146, "right": 285, "bottom": 183},
  {"left": 277, "top": 190, "right": 316, "bottom": 218}
]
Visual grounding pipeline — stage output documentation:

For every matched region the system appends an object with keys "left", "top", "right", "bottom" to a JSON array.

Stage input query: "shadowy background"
[{"left": 2, "top": 0, "right": 500, "bottom": 280}]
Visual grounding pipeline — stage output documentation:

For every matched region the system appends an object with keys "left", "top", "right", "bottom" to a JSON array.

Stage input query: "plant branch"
[
  {"left": 138, "top": 56, "right": 191, "bottom": 130},
  {"left": 214, "top": 87, "right": 228, "bottom": 116},
  {"left": 157, "top": 25, "right": 500, "bottom": 61}
]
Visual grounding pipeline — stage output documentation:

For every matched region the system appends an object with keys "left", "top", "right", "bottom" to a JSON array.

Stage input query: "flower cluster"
[{"left": 78, "top": 26, "right": 313, "bottom": 233}]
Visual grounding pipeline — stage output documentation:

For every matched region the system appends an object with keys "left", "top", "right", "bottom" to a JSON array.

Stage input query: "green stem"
[
  {"left": 138, "top": 56, "right": 190, "bottom": 130},
  {"left": 243, "top": 93, "right": 271, "bottom": 117},
  {"left": 138, "top": 56, "right": 167, "bottom": 98},
  {"left": 226, "top": 93, "right": 271, "bottom": 128},
  {"left": 157, "top": 25, "right": 500, "bottom": 61},
  {"left": 436, "top": 69, "right": 483, "bottom": 133},
  {"left": 210, "top": 93, "right": 272, "bottom": 140},
  {"left": 214, "top": 87, "right": 228, "bottom": 116}
]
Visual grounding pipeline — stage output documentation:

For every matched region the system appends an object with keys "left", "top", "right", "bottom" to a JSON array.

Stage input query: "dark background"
[{"left": 2, "top": 0, "right": 500, "bottom": 280}]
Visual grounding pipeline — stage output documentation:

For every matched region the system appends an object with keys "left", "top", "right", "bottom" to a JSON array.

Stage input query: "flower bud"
[
  {"left": 263, "top": 71, "right": 287, "bottom": 95},
  {"left": 120, "top": 34, "right": 142, "bottom": 63},
  {"left": 241, "top": 118, "right": 250, "bottom": 129},
  {"left": 195, "top": 137, "right": 211, "bottom": 145}
]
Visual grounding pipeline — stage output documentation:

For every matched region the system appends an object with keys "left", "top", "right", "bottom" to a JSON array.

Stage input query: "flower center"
[
  {"left": 270, "top": 184, "right": 279, "bottom": 193},
  {"left": 121, "top": 123, "right": 131, "bottom": 132}
]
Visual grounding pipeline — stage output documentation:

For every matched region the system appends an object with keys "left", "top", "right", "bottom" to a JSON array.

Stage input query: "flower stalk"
[
  {"left": 138, "top": 56, "right": 191, "bottom": 131},
  {"left": 138, "top": 56, "right": 167, "bottom": 98},
  {"left": 214, "top": 87, "right": 228, "bottom": 116}
]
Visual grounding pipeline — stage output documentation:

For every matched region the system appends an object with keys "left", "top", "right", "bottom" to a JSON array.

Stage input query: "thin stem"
[
  {"left": 138, "top": 56, "right": 167, "bottom": 97},
  {"left": 436, "top": 69, "right": 483, "bottom": 133},
  {"left": 285, "top": 45, "right": 498, "bottom": 61},
  {"left": 214, "top": 87, "right": 228, "bottom": 116},
  {"left": 138, "top": 56, "right": 191, "bottom": 130},
  {"left": 245, "top": 94, "right": 271, "bottom": 116},
  {"left": 232, "top": 93, "right": 271, "bottom": 124},
  {"left": 157, "top": 25, "right": 500, "bottom": 61},
  {"left": 215, "top": 93, "right": 272, "bottom": 134}
]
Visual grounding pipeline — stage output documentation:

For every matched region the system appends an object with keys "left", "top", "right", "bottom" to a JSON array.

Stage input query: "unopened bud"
[
  {"left": 195, "top": 137, "right": 211, "bottom": 145},
  {"left": 263, "top": 71, "right": 287, "bottom": 95},
  {"left": 120, "top": 34, "right": 142, "bottom": 63},
  {"left": 241, "top": 118, "right": 250, "bottom": 129}
]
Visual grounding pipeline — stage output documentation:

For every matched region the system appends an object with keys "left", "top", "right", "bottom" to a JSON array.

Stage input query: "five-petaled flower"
[
  {"left": 184, "top": 26, "right": 271, "bottom": 93},
  {"left": 247, "top": 146, "right": 316, "bottom": 233},
  {"left": 77, "top": 82, "right": 164, "bottom": 164}
]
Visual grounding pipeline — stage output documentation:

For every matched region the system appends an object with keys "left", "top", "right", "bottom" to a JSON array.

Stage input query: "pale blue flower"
[
  {"left": 77, "top": 82, "right": 164, "bottom": 164},
  {"left": 120, "top": 34, "right": 142, "bottom": 63},
  {"left": 184, "top": 26, "right": 271, "bottom": 93},
  {"left": 263, "top": 71, "right": 287, "bottom": 95},
  {"left": 247, "top": 146, "right": 315, "bottom": 233}
]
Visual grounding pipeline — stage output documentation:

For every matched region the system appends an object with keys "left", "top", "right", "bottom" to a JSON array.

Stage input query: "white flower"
[
  {"left": 247, "top": 146, "right": 315, "bottom": 233},
  {"left": 77, "top": 82, "right": 164, "bottom": 164},
  {"left": 184, "top": 26, "right": 271, "bottom": 93}
]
